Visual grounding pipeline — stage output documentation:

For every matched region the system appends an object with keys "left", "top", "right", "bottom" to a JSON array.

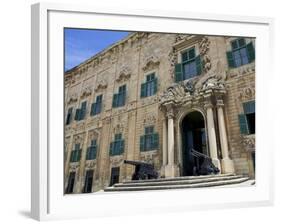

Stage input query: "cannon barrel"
[{"left": 124, "top": 160, "right": 150, "bottom": 166}]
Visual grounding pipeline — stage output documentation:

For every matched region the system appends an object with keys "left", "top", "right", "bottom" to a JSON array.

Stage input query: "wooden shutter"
[
  {"left": 140, "top": 83, "right": 146, "bottom": 98},
  {"left": 246, "top": 42, "right": 255, "bottom": 62},
  {"left": 226, "top": 51, "right": 235, "bottom": 68},
  {"left": 243, "top": 101, "right": 255, "bottom": 114},
  {"left": 90, "top": 103, "right": 95, "bottom": 116},
  {"left": 238, "top": 114, "right": 249, "bottom": 135},
  {"left": 153, "top": 77, "right": 158, "bottom": 94},
  {"left": 112, "top": 94, "right": 118, "bottom": 108},
  {"left": 174, "top": 63, "right": 183, "bottom": 82},
  {"left": 80, "top": 102, "right": 87, "bottom": 120},
  {"left": 152, "top": 133, "right": 159, "bottom": 149},
  {"left": 109, "top": 142, "right": 114, "bottom": 156},
  {"left": 120, "top": 140, "right": 124, "bottom": 154},
  {"left": 195, "top": 55, "right": 202, "bottom": 75},
  {"left": 140, "top": 136, "right": 145, "bottom": 151},
  {"left": 75, "top": 109, "right": 80, "bottom": 120}
]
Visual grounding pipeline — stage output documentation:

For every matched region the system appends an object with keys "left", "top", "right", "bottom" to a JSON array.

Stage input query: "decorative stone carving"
[
  {"left": 241, "top": 135, "right": 255, "bottom": 152},
  {"left": 116, "top": 67, "right": 131, "bottom": 82},
  {"left": 80, "top": 86, "right": 92, "bottom": 99},
  {"left": 143, "top": 113, "right": 157, "bottom": 125},
  {"left": 238, "top": 86, "right": 255, "bottom": 101},
  {"left": 67, "top": 93, "right": 78, "bottom": 104},
  {"left": 142, "top": 55, "right": 160, "bottom": 72},
  {"left": 199, "top": 37, "right": 212, "bottom": 73},
  {"left": 201, "top": 76, "right": 225, "bottom": 91},
  {"left": 88, "top": 129, "right": 99, "bottom": 141},
  {"left": 74, "top": 135, "right": 83, "bottom": 144},
  {"left": 85, "top": 161, "right": 96, "bottom": 169},
  {"left": 113, "top": 123, "right": 124, "bottom": 134},
  {"left": 95, "top": 79, "right": 108, "bottom": 92},
  {"left": 110, "top": 155, "right": 124, "bottom": 167},
  {"left": 174, "top": 34, "right": 192, "bottom": 43},
  {"left": 227, "top": 62, "right": 255, "bottom": 78}
]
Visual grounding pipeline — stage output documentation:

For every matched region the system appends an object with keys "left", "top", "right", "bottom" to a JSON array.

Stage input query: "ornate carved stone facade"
[{"left": 64, "top": 32, "right": 255, "bottom": 194}]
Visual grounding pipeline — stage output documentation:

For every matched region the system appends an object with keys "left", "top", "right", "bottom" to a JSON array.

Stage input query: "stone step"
[
  {"left": 104, "top": 177, "right": 250, "bottom": 192},
  {"left": 114, "top": 175, "right": 245, "bottom": 188},
  {"left": 122, "top": 173, "right": 235, "bottom": 184}
]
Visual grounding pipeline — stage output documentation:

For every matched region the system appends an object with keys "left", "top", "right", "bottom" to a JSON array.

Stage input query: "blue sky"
[{"left": 64, "top": 29, "right": 130, "bottom": 71}]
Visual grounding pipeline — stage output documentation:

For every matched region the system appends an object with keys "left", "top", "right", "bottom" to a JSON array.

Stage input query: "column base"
[
  {"left": 212, "top": 158, "right": 221, "bottom": 174},
  {"left": 162, "top": 164, "right": 179, "bottom": 178},
  {"left": 221, "top": 158, "right": 235, "bottom": 174}
]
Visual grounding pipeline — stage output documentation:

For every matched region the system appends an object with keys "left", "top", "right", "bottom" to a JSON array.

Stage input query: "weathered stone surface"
[{"left": 64, "top": 32, "right": 255, "bottom": 193}]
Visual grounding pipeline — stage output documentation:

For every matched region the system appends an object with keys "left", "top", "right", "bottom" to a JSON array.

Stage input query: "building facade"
[{"left": 64, "top": 32, "right": 255, "bottom": 194}]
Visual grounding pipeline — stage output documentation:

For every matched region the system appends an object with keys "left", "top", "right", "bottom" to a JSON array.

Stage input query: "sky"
[{"left": 64, "top": 29, "right": 130, "bottom": 71}]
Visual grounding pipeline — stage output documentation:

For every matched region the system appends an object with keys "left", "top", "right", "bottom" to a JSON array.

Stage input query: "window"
[
  {"left": 110, "top": 167, "right": 120, "bottom": 186},
  {"left": 140, "top": 126, "right": 159, "bottom": 151},
  {"left": 109, "top": 134, "right": 125, "bottom": 156},
  {"left": 238, "top": 100, "right": 255, "bottom": 135},
  {"left": 66, "top": 107, "right": 73, "bottom": 125},
  {"left": 174, "top": 47, "right": 202, "bottom": 82},
  {"left": 112, "top": 85, "right": 126, "bottom": 108},
  {"left": 65, "top": 172, "right": 75, "bottom": 194},
  {"left": 227, "top": 38, "right": 255, "bottom": 68},
  {"left": 141, "top": 73, "right": 158, "bottom": 98},
  {"left": 70, "top": 143, "right": 81, "bottom": 162},
  {"left": 86, "top": 139, "right": 97, "bottom": 160},
  {"left": 75, "top": 101, "right": 87, "bottom": 121},
  {"left": 91, "top": 95, "right": 103, "bottom": 116},
  {"left": 83, "top": 170, "right": 94, "bottom": 193}
]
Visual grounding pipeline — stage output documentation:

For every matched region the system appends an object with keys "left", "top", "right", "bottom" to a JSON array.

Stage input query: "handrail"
[{"left": 190, "top": 148, "right": 220, "bottom": 175}]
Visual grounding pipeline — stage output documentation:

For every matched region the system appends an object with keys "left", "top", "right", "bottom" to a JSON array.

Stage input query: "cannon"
[
  {"left": 124, "top": 160, "right": 159, "bottom": 180},
  {"left": 191, "top": 149, "right": 220, "bottom": 175}
]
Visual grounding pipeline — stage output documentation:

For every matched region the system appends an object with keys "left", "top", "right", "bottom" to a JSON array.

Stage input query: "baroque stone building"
[{"left": 64, "top": 32, "right": 255, "bottom": 194}]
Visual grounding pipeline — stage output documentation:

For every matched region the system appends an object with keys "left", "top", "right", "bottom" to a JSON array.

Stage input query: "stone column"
[
  {"left": 205, "top": 101, "right": 221, "bottom": 171},
  {"left": 216, "top": 99, "right": 234, "bottom": 173},
  {"left": 76, "top": 131, "right": 89, "bottom": 193},
  {"left": 164, "top": 105, "right": 178, "bottom": 177},
  {"left": 162, "top": 118, "right": 168, "bottom": 166}
]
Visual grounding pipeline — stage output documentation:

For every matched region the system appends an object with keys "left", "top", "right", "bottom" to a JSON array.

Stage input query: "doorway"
[
  {"left": 181, "top": 111, "right": 207, "bottom": 176},
  {"left": 109, "top": 167, "right": 120, "bottom": 186}
]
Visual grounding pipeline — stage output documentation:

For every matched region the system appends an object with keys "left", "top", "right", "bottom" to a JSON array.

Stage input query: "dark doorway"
[
  {"left": 181, "top": 111, "right": 207, "bottom": 176},
  {"left": 110, "top": 167, "right": 120, "bottom": 186},
  {"left": 65, "top": 172, "right": 75, "bottom": 194},
  {"left": 83, "top": 170, "right": 94, "bottom": 193}
]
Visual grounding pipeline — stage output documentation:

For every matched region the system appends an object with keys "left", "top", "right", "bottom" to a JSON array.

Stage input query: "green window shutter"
[
  {"left": 90, "top": 103, "right": 95, "bottom": 116},
  {"left": 77, "top": 150, "right": 82, "bottom": 161},
  {"left": 120, "top": 140, "right": 124, "bottom": 154},
  {"left": 152, "top": 133, "right": 159, "bottom": 149},
  {"left": 80, "top": 102, "right": 87, "bottom": 120},
  {"left": 238, "top": 114, "right": 249, "bottom": 135},
  {"left": 243, "top": 101, "right": 255, "bottom": 114},
  {"left": 141, "top": 83, "right": 146, "bottom": 98},
  {"left": 246, "top": 42, "right": 255, "bottom": 62},
  {"left": 153, "top": 77, "right": 158, "bottom": 94},
  {"left": 140, "top": 136, "right": 145, "bottom": 151},
  {"left": 70, "top": 151, "right": 74, "bottom": 162},
  {"left": 75, "top": 109, "right": 80, "bottom": 120},
  {"left": 195, "top": 55, "right": 202, "bottom": 75},
  {"left": 112, "top": 94, "right": 118, "bottom": 108},
  {"left": 227, "top": 51, "right": 235, "bottom": 68},
  {"left": 109, "top": 142, "right": 114, "bottom": 155},
  {"left": 175, "top": 63, "right": 183, "bottom": 82},
  {"left": 86, "top": 147, "right": 90, "bottom": 160}
]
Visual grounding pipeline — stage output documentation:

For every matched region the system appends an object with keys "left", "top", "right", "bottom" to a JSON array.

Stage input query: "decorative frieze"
[
  {"left": 241, "top": 135, "right": 255, "bottom": 152},
  {"left": 142, "top": 55, "right": 160, "bottom": 72},
  {"left": 116, "top": 67, "right": 131, "bottom": 83}
]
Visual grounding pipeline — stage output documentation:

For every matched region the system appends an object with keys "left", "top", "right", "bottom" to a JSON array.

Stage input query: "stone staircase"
[{"left": 104, "top": 174, "right": 251, "bottom": 192}]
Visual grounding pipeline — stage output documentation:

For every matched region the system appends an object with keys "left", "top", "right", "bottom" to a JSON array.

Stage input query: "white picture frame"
[{"left": 31, "top": 2, "right": 274, "bottom": 221}]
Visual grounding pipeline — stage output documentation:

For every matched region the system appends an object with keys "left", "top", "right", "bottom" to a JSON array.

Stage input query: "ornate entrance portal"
[{"left": 181, "top": 111, "right": 207, "bottom": 176}]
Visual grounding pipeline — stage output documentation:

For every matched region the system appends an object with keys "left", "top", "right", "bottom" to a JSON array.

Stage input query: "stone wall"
[{"left": 64, "top": 32, "right": 256, "bottom": 193}]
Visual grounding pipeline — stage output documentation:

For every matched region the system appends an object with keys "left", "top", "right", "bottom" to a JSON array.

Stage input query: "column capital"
[
  {"left": 204, "top": 101, "right": 213, "bottom": 109},
  {"left": 216, "top": 99, "right": 224, "bottom": 107}
]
